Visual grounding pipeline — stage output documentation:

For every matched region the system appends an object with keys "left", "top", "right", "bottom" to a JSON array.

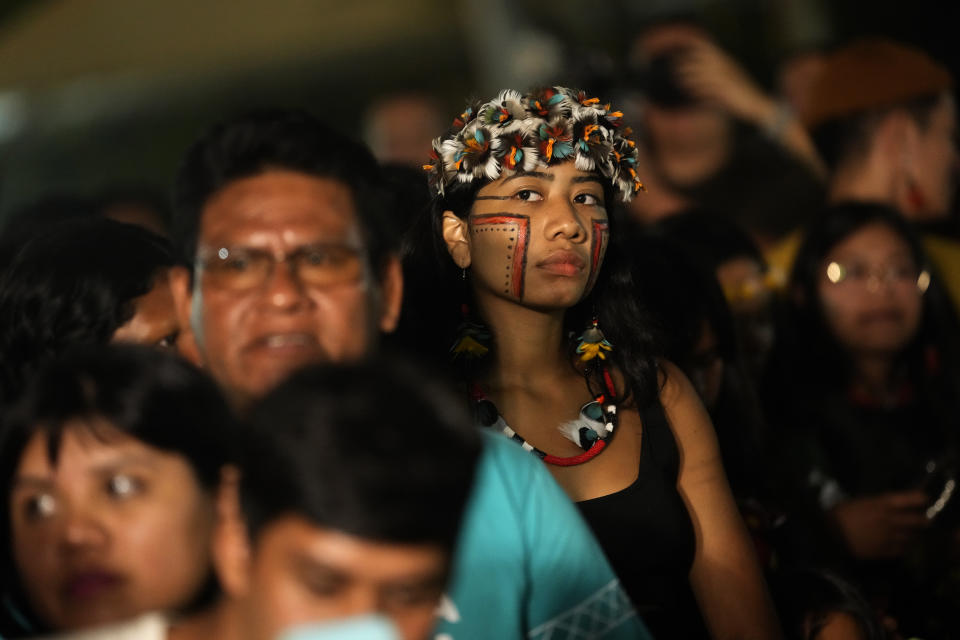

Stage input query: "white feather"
[
  {"left": 575, "top": 153, "right": 595, "bottom": 172},
  {"left": 557, "top": 415, "right": 606, "bottom": 446}
]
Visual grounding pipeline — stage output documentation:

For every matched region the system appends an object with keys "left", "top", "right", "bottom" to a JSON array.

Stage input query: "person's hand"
[
  {"left": 829, "top": 491, "right": 931, "bottom": 559},
  {"left": 671, "top": 38, "right": 775, "bottom": 124}
]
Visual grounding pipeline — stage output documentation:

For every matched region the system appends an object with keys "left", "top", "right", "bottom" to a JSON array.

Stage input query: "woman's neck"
[
  {"left": 851, "top": 352, "right": 897, "bottom": 396},
  {"left": 476, "top": 291, "right": 573, "bottom": 390}
]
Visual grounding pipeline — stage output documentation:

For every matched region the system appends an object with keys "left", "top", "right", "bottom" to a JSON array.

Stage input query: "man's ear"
[
  {"left": 169, "top": 265, "right": 202, "bottom": 366},
  {"left": 441, "top": 211, "right": 472, "bottom": 269},
  {"left": 212, "top": 465, "right": 252, "bottom": 598},
  {"left": 378, "top": 255, "right": 404, "bottom": 333}
]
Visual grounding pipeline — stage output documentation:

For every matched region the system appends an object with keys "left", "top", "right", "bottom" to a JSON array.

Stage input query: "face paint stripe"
[
  {"left": 586, "top": 219, "right": 609, "bottom": 294},
  {"left": 469, "top": 213, "right": 530, "bottom": 299},
  {"left": 513, "top": 219, "right": 529, "bottom": 299}
]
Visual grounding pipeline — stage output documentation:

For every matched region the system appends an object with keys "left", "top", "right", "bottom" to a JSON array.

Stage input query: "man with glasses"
[
  {"left": 168, "top": 109, "right": 646, "bottom": 639},
  {"left": 170, "top": 110, "right": 403, "bottom": 407}
]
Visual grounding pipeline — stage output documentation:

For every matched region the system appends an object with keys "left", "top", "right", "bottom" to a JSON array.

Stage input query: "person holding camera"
[{"left": 626, "top": 18, "right": 824, "bottom": 246}]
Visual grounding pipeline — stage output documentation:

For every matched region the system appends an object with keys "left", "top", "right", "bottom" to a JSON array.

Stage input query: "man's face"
[
  {"left": 224, "top": 516, "right": 448, "bottom": 640},
  {"left": 171, "top": 170, "right": 401, "bottom": 403}
]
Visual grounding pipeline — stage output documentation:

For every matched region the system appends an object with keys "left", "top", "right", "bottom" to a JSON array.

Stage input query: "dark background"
[{"left": 0, "top": 0, "right": 955, "bottom": 222}]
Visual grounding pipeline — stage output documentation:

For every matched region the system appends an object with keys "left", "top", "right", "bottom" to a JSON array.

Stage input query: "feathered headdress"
[{"left": 423, "top": 86, "right": 644, "bottom": 202}]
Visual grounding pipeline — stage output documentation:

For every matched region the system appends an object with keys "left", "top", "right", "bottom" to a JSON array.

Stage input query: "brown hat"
[{"left": 802, "top": 38, "right": 953, "bottom": 130}]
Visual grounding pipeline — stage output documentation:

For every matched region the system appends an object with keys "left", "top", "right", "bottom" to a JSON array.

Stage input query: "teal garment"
[
  {"left": 434, "top": 432, "right": 651, "bottom": 640},
  {"left": 278, "top": 615, "right": 399, "bottom": 640}
]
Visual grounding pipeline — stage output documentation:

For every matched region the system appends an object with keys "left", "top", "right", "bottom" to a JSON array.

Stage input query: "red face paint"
[
  {"left": 469, "top": 213, "right": 530, "bottom": 300},
  {"left": 585, "top": 218, "right": 609, "bottom": 294}
]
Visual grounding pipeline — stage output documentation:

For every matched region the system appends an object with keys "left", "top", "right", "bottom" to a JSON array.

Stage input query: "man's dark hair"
[
  {"left": 0, "top": 344, "right": 239, "bottom": 635},
  {"left": 0, "top": 217, "right": 176, "bottom": 406},
  {"left": 811, "top": 93, "right": 945, "bottom": 172},
  {"left": 241, "top": 359, "right": 481, "bottom": 552},
  {"left": 172, "top": 109, "right": 396, "bottom": 275}
]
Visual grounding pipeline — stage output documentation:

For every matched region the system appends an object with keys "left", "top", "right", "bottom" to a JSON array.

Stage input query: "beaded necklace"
[{"left": 471, "top": 366, "right": 619, "bottom": 466}]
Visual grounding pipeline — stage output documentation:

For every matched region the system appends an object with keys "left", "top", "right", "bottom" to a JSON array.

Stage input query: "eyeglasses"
[
  {"left": 825, "top": 261, "right": 930, "bottom": 293},
  {"left": 196, "top": 243, "right": 366, "bottom": 292}
]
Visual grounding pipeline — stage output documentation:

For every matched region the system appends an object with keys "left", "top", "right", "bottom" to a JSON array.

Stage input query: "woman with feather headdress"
[{"left": 402, "top": 86, "right": 782, "bottom": 639}]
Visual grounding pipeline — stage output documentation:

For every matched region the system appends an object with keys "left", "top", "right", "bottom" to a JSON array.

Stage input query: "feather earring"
[
  {"left": 450, "top": 271, "right": 490, "bottom": 360},
  {"left": 576, "top": 318, "right": 612, "bottom": 361}
]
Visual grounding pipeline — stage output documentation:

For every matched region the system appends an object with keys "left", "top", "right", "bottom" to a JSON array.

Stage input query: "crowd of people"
[{"left": 0, "top": 17, "right": 958, "bottom": 640}]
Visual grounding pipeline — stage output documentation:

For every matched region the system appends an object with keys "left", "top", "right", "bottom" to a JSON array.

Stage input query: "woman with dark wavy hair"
[
  {"left": 0, "top": 217, "right": 179, "bottom": 407},
  {"left": 762, "top": 202, "right": 960, "bottom": 637},
  {"left": 401, "top": 86, "right": 780, "bottom": 639}
]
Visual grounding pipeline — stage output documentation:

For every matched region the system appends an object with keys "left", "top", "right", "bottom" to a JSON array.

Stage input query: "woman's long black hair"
[{"left": 397, "top": 172, "right": 663, "bottom": 410}]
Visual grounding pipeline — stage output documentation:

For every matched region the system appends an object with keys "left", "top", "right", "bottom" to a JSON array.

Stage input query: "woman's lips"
[
  {"left": 537, "top": 251, "right": 586, "bottom": 276},
  {"left": 62, "top": 570, "right": 125, "bottom": 600},
  {"left": 858, "top": 309, "right": 905, "bottom": 325}
]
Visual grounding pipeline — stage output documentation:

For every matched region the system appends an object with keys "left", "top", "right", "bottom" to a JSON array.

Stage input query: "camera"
[{"left": 634, "top": 46, "right": 698, "bottom": 108}]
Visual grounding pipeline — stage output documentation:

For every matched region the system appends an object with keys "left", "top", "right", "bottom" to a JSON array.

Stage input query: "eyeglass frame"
[
  {"left": 823, "top": 260, "right": 931, "bottom": 294},
  {"left": 192, "top": 241, "right": 371, "bottom": 293}
]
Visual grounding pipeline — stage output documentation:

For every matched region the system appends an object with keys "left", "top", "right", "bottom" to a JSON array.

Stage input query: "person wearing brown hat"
[
  {"left": 766, "top": 37, "right": 960, "bottom": 312},
  {"left": 804, "top": 37, "right": 955, "bottom": 222}
]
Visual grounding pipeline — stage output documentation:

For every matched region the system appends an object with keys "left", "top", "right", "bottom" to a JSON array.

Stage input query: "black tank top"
[{"left": 576, "top": 399, "right": 707, "bottom": 638}]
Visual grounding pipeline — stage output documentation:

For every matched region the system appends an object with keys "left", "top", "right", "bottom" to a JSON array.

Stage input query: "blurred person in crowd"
[
  {"left": 626, "top": 230, "right": 765, "bottom": 503},
  {"left": 650, "top": 210, "right": 777, "bottom": 385},
  {"left": 168, "top": 109, "right": 646, "bottom": 638},
  {"left": 626, "top": 16, "right": 825, "bottom": 245},
  {"left": 0, "top": 346, "right": 237, "bottom": 637},
  {"left": 404, "top": 86, "right": 781, "bottom": 639},
  {"left": 169, "top": 109, "right": 404, "bottom": 407},
  {"left": 381, "top": 163, "right": 431, "bottom": 240},
  {"left": 771, "top": 37, "right": 960, "bottom": 312},
  {"left": 362, "top": 92, "right": 446, "bottom": 167},
  {"left": 762, "top": 202, "right": 960, "bottom": 637},
  {"left": 168, "top": 360, "right": 480, "bottom": 640},
  {"left": 642, "top": 213, "right": 782, "bottom": 569},
  {"left": 774, "top": 48, "right": 827, "bottom": 128},
  {"left": 770, "top": 569, "right": 887, "bottom": 640},
  {"left": 805, "top": 39, "right": 955, "bottom": 227},
  {"left": 0, "top": 218, "right": 179, "bottom": 407}
]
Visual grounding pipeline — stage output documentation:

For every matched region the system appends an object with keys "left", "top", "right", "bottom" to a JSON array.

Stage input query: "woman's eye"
[
  {"left": 384, "top": 585, "right": 441, "bottom": 609},
  {"left": 24, "top": 493, "right": 57, "bottom": 520},
  {"left": 515, "top": 189, "right": 543, "bottom": 202},
  {"left": 107, "top": 474, "right": 142, "bottom": 499},
  {"left": 574, "top": 193, "right": 602, "bottom": 206},
  {"left": 846, "top": 264, "right": 869, "bottom": 280},
  {"left": 157, "top": 332, "right": 179, "bottom": 348}
]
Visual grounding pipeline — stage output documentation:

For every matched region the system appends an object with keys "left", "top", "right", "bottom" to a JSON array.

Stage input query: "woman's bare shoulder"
[{"left": 655, "top": 359, "right": 718, "bottom": 462}]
